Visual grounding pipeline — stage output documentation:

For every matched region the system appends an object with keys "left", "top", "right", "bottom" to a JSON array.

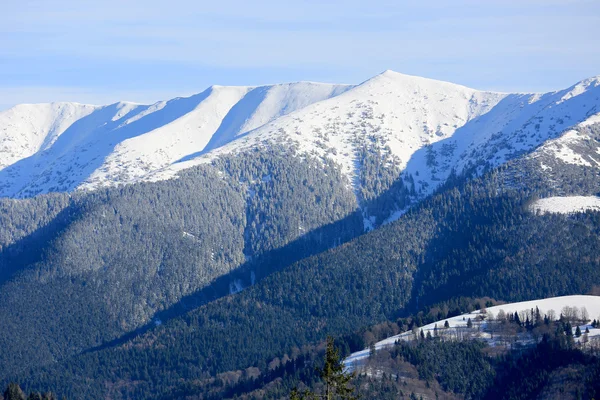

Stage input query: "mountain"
[
  {"left": 0, "top": 147, "right": 362, "bottom": 377},
  {"left": 2, "top": 71, "right": 600, "bottom": 399},
  {"left": 0, "top": 82, "right": 351, "bottom": 197},
  {"left": 2, "top": 72, "right": 600, "bottom": 210},
  {"left": 9, "top": 144, "right": 600, "bottom": 399}
]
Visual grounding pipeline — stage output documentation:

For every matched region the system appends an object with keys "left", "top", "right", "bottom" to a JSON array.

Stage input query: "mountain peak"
[
  {"left": 362, "top": 69, "right": 480, "bottom": 93},
  {"left": 2, "top": 73, "right": 600, "bottom": 199}
]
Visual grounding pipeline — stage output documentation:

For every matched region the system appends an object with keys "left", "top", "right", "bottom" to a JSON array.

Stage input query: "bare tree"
[
  {"left": 562, "top": 306, "right": 579, "bottom": 323},
  {"left": 581, "top": 307, "right": 590, "bottom": 323},
  {"left": 486, "top": 311, "right": 496, "bottom": 338},
  {"left": 497, "top": 309, "right": 506, "bottom": 323},
  {"left": 582, "top": 332, "right": 589, "bottom": 347}
]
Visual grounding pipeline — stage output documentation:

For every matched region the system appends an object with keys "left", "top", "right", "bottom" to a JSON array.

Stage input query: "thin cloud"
[{"left": 1, "top": 0, "right": 599, "bottom": 107}]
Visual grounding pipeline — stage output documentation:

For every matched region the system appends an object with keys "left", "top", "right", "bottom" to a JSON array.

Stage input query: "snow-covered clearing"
[
  {"left": 345, "top": 295, "right": 600, "bottom": 370},
  {"left": 530, "top": 196, "right": 600, "bottom": 214}
]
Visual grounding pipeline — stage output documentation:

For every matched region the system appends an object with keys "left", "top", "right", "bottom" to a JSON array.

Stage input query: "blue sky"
[{"left": 2, "top": 0, "right": 599, "bottom": 110}]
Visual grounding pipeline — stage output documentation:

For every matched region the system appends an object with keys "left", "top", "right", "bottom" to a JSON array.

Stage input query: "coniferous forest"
[
  {"left": 0, "top": 135, "right": 600, "bottom": 398},
  {"left": 4, "top": 3, "right": 600, "bottom": 398}
]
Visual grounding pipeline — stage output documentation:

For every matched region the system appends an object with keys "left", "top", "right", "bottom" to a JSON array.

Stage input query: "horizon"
[
  {"left": 3, "top": 69, "right": 600, "bottom": 111},
  {"left": 2, "top": 0, "right": 600, "bottom": 111}
]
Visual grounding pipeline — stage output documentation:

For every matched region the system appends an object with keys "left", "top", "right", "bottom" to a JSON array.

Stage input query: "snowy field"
[
  {"left": 530, "top": 196, "right": 600, "bottom": 214},
  {"left": 345, "top": 295, "right": 600, "bottom": 370}
]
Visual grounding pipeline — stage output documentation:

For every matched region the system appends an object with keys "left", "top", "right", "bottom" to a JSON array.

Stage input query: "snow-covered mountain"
[
  {"left": 0, "top": 82, "right": 351, "bottom": 197},
  {"left": 1, "top": 71, "right": 600, "bottom": 199}
]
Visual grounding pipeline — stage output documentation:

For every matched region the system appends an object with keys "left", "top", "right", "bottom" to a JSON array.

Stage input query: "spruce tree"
[
  {"left": 369, "top": 343, "right": 376, "bottom": 358},
  {"left": 4, "top": 383, "right": 26, "bottom": 400},
  {"left": 291, "top": 336, "right": 358, "bottom": 399},
  {"left": 514, "top": 312, "right": 521, "bottom": 326},
  {"left": 318, "top": 337, "right": 358, "bottom": 400},
  {"left": 566, "top": 322, "right": 573, "bottom": 337}
]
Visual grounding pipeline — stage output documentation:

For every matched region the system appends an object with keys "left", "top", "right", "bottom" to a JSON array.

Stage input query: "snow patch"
[
  {"left": 229, "top": 279, "right": 244, "bottom": 295},
  {"left": 530, "top": 196, "right": 600, "bottom": 214},
  {"left": 345, "top": 295, "right": 600, "bottom": 370}
]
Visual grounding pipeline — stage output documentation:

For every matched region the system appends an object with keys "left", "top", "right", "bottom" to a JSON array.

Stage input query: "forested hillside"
[
  {"left": 7, "top": 148, "right": 600, "bottom": 398},
  {"left": 0, "top": 146, "right": 363, "bottom": 376}
]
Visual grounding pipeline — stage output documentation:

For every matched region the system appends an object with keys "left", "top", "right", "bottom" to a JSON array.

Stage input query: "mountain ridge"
[{"left": 1, "top": 71, "right": 599, "bottom": 202}]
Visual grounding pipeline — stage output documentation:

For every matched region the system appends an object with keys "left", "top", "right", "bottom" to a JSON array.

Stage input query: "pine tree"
[
  {"left": 444, "top": 320, "right": 450, "bottom": 329},
  {"left": 575, "top": 326, "right": 582, "bottom": 337},
  {"left": 514, "top": 312, "right": 521, "bottom": 326},
  {"left": 318, "top": 337, "right": 358, "bottom": 400},
  {"left": 4, "top": 383, "right": 26, "bottom": 400},
  {"left": 291, "top": 336, "right": 358, "bottom": 399},
  {"left": 290, "top": 388, "right": 312, "bottom": 400},
  {"left": 467, "top": 318, "right": 473, "bottom": 328}
]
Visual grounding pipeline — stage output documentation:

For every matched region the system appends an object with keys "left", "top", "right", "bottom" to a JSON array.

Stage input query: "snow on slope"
[
  {"left": 345, "top": 295, "right": 600, "bottom": 370},
  {"left": 526, "top": 119, "right": 600, "bottom": 170},
  {"left": 0, "top": 102, "right": 99, "bottom": 169},
  {"left": 154, "top": 72, "right": 600, "bottom": 202},
  {"left": 154, "top": 70, "right": 507, "bottom": 188},
  {"left": 530, "top": 196, "right": 600, "bottom": 214},
  {"left": 0, "top": 82, "right": 351, "bottom": 197},
  {"left": 1, "top": 71, "right": 600, "bottom": 200}
]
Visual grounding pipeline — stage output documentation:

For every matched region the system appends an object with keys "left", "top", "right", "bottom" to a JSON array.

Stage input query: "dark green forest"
[
  {"left": 0, "top": 146, "right": 363, "bottom": 376},
  {"left": 1, "top": 125, "right": 600, "bottom": 399}
]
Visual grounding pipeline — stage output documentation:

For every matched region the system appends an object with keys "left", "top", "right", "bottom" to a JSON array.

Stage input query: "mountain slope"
[
  {"left": 0, "top": 147, "right": 362, "bottom": 377},
  {"left": 154, "top": 71, "right": 508, "bottom": 193},
  {"left": 11, "top": 151, "right": 600, "bottom": 399},
  {"left": 2, "top": 72, "right": 600, "bottom": 211},
  {"left": 345, "top": 295, "right": 600, "bottom": 371},
  {"left": 0, "top": 82, "right": 351, "bottom": 197}
]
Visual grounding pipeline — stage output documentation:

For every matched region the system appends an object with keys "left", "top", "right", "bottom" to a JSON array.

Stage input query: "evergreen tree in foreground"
[
  {"left": 291, "top": 336, "right": 358, "bottom": 399},
  {"left": 2, "top": 384, "right": 59, "bottom": 400},
  {"left": 4, "top": 384, "right": 25, "bottom": 400}
]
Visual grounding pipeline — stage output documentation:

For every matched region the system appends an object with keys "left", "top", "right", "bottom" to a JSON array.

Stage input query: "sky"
[{"left": 1, "top": 0, "right": 599, "bottom": 110}]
